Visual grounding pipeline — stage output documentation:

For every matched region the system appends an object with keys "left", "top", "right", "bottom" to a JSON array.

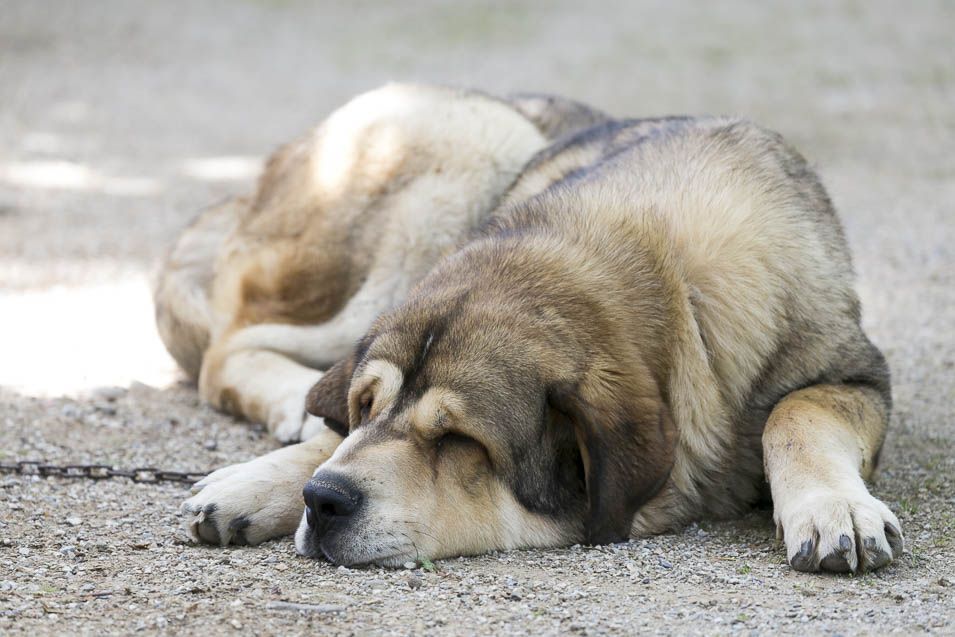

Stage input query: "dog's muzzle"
[{"left": 301, "top": 472, "right": 363, "bottom": 553}]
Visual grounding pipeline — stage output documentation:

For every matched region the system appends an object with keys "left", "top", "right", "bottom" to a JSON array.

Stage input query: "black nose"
[{"left": 303, "top": 475, "right": 362, "bottom": 530}]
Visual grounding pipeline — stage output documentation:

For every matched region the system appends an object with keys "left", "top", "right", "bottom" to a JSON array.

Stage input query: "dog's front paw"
[
  {"left": 180, "top": 449, "right": 318, "bottom": 546},
  {"left": 775, "top": 485, "right": 904, "bottom": 573}
]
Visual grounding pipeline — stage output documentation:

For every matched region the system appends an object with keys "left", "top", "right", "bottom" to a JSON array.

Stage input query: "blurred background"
[{"left": 1, "top": 0, "right": 952, "bottom": 411}]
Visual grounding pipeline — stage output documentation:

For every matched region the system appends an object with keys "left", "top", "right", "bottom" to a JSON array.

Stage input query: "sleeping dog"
[{"left": 160, "top": 84, "right": 902, "bottom": 573}]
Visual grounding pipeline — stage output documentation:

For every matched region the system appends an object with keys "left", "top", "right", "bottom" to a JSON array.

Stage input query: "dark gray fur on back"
[{"left": 506, "top": 93, "right": 613, "bottom": 140}]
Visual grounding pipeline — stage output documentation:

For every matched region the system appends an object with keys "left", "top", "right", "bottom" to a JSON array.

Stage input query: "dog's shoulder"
[{"left": 485, "top": 115, "right": 885, "bottom": 519}]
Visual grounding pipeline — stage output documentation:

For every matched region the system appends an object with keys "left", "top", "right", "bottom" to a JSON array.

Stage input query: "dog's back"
[{"left": 154, "top": 84, "right": 609, "bottom": 382}]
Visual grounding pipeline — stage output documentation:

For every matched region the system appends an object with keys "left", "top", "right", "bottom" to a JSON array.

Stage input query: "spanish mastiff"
[{"left": 171, "top": 85, "right": 902, "bottom": 573}]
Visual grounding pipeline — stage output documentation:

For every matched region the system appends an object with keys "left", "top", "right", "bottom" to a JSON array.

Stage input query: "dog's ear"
[
  {"left": 549, "top": 378, "right": 675, "bottom": 545},
  {"left": 306, "top": 356, "right": 356, "bottom": 437}
]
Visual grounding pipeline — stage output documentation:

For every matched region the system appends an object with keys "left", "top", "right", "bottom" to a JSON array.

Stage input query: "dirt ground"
[{"left": 1, "top": 1, "right": 953, "bottom": 634}]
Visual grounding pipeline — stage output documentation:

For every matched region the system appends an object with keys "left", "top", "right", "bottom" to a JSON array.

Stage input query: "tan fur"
[
  {"left": 154, "top": 197, "right": 243, "bottom": 379},
  {"left": 160, "top": 84, "right": 601, "bottom": 440},
  {"left": 763, "top": 385, "right": 900, "bottom": 572},
  {"left": 174, "top": 88, "right": 899, "bottom": 574},
  {"left": 303, "top": 422, "right": 572, "bottom": 566},
  {"left": 181, "top": 427, "right": 343, "bottom": 546}
]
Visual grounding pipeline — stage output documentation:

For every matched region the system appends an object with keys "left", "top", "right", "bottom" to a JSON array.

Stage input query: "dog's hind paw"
[{"left": 268, "top": 394, "right": 327, "bottom": 443}]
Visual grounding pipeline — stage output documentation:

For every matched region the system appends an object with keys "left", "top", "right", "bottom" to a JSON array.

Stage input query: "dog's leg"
[
  {"left": 220, "top": 320, "right": 362, "bottom": 371},
  {"left": 220, "top": 279, "right": 395, "bottom": 370},
  {"left": 198, "top": 283, "right": 392, "bottom": 441},
  {"left": 763, "top": 384, "right": 903, "bottom": 572},
  {"left": 199, "top": 345, "right": 327, "bottom": 442},
  {"left": 199, "top": 270, "right": 403, "bottom": 440},
  {"left": 180, "top": 427, "right": 344, "bottom": 546}
]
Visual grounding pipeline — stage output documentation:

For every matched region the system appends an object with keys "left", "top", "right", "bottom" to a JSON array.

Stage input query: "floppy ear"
[
  {"left": 305, "top": 356, "right": 356, "bottom": 437},
  {"left": 549, "top": 380, "right": 676, "bottom": 545}
]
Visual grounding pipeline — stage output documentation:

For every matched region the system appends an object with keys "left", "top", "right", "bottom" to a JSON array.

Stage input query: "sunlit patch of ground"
[{"left": 0, "top": 274, "right": 180, "bottom": 395}]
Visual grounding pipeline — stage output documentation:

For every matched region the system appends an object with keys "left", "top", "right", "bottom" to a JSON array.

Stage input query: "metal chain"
[{"left": 0, "top": 460, "right": 207, "bottom": 484}]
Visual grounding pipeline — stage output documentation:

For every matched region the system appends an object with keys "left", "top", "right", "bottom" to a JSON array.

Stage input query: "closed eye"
[
  {"left": 435, "top": 431, "right": 493, "bottom": 470},
  {"left": 435, "top": 431, "right": 473, "bottom": 450},
  {"left": 435, "top": 431, "right": 488, "bottom": 458}
]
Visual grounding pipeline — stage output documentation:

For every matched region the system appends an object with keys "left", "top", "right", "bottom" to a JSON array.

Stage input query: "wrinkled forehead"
[
  {"left": 353, "top": 355, "right": 489, "bottom": 426},
  {"left": 358, "top": 291, "right": 556, "bottom": 418},
  {"left": 360, "top": 324, "right": 481, "bottom": 399}
]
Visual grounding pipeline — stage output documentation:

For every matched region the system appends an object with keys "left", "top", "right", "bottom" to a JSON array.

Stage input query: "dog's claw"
[
  {"left": 884, "top": 523, "right": 904, "bottom": 558},
  {"left": 791, "top": 538, "right": 816, "bottom": 571},
  {"left": 861, "top": 536, "right": 892, "bottom": 570},
  {"left": 819, "top": 534, "right": 853, "bottom": 573}
]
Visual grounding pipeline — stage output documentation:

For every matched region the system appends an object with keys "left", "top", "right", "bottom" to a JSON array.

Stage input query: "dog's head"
[{"left": 296, "top": 276, "right": 675, "bottom": 566}]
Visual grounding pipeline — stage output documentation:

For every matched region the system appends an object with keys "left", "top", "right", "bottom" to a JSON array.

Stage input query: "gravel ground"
[{"left": 1, "top": 1, "right": 953, "bottom": 634}]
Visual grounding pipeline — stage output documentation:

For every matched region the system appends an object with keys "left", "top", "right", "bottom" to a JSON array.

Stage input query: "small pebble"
[
  {"left": 93, "top": 403, "right": 117, "bottom": 416},
  {"left": 92, "top": 386, "right": 126, "bottom": 402},
  {"left": 60, "top": 405, "right": 82, "bottom": 419},
  {"left": 265, "top": 601, "right": 345, "bottom": 613}
]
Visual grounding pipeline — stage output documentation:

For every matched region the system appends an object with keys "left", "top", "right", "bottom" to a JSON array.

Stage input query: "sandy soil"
[{"left": 1, "top": 1, "right": 953, "bottom": 634}]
